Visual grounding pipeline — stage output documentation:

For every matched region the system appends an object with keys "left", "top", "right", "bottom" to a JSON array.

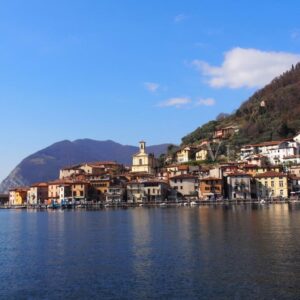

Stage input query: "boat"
[
  {"left": 190, "top": 201, "right": 198, "bottom": 206},
  {"left": 159, "top": 203, "right": 167, "bottom": 207},
  {"left": 260, "top": 199, "right": 266, "bottom": 205}
]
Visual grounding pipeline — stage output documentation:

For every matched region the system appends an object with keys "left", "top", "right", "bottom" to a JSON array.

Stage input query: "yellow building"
[
  {"left": 176, "top": 146, "right": 195, "bottom": 163},
  {"left": 9, "top": 188, "right": 28, "bottom": 206},
  {"left": 195, "top": 148, "right": 208, "bottom": 161},
  {"left": 131, "top": 141, "right": 156, "bottom": 174},
  {"left": 255, "top": 171, "right": 288, "bottom": 198}
]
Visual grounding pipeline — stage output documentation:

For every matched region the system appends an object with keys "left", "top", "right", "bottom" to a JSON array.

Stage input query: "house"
[
  {"left": 175, "top": 146, "right": 196, "bottom": 163},
  {"left": 126, "top": 181, "right": 146, "bottom": 203},
  {"left": 240, "top": 140, "right": 299, "bottom": 165},
  {"left": 59, "top": 183, "right": 72, "bottom": 204},
  {"left": 244, "top": 154, "right": 268, "bottom": 167},
  {"left": 169, "top": 174, "right": 198, "bottom": 199},
  {"left": 242, "top": 165, "right": 282, "bottom": 177},
  {"left": 59, "top": 165, "right": 84, "bottom": 179},
  {"left": 254, "top": 171, "right": 288, "bottom": 198},
  {"left": 195, "top": 147, "right": 209, "bottom": 161},
  {"left": 282, "top": 155, "right": 300, "bottom": 165},
  {"left": 213, "top": 125, "right": 239, "bottom": 140},
  {"left": 131, "top": 141, "right": 157, "bottom": 174},
  {"left": 225, "top": 172, "right": 253, "bottom": 200},
  {"left": 9, "top": 187, "right": 29, "bottom": 206},
  {"left": 106, "top": 185, "right": 126, "bottom": 203},
  {"left": 71, "top": 181, "right": 90, "bottom": 202},
  {"left": 199, "top": 177, "right": 223, "bottom": 200},
  {"left": 27, "top": 182, "right": 48, "bottom": 205},
  {"left": 143, "top": 181, "right": 170, "bottom": 203}
]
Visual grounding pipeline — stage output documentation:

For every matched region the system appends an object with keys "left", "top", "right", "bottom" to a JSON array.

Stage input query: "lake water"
[{"left": 1, "top": 204, "right": 300, "bottom": 299}]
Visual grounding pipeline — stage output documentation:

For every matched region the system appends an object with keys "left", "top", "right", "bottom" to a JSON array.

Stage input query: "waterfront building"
[
  {"left": 106, "top": 185, "right": 126, "bottom": 203},
  {"left": 27, "top": 182, "right": 48, "bottom": 205},
  {"left": 254, "top": 171, "right": 289, "bottom": 198},
  {"left": 225, "top": 172, "right": 253, "bottom": 200},
  {"left": 126, "top": 181, "right": 146, "bottom": 203},
  {"left": 131, "top": 141, "right": 157, "bottom": 174},
  {"left": 169, "top": 174, "right": 198, "bottom": 199},
  {"left": 9, "top": 187, "right": 29, "bottom": 206},
  {"left": 71, "top": 181, "right": 89, "bottom": 202},
  {"left": 199, "top": 177, "right": 224, "bottom": 200}
]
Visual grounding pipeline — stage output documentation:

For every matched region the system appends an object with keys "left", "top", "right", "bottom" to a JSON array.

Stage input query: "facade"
[
  {"left": 240, "top": 140, "right": 299, "bottom": 165},
  {"left": 176, "top": 146, "right": 196, "bottom": 163},
  {"left": 131, "top": 141, "right": 156, "bottom": 174},
  {"left": 9, "top": 188, "right": 28, "bottom": 206},
  {"left": 27, "top": 183, "right": 48, "bottom": 205},
  {"left": 71, "top": 181, "right": 89, "bottom": 202},
  {"left": 254, "top": 171, "right": 288, "bottom": 198},
  {"left": 195, "top": 148, "right": 208, "bottom": 161},
  {"left": 169, "top": 174, "right": 198, "bottom": 198},
  {"left": 199, "top": 177, "right": 223, "bottom": 200},
  {"left": 126, "top": 182, "right": 146, "bottom": 203},
  {"left": 225, "top": 173, "right": 252, "bottom": 200},
  {"left": 106, "top": 186, "right": 126, "bottom": 203}
]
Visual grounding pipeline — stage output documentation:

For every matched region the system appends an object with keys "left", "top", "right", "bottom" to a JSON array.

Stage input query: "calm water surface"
[{"left": 1, "top": 204, "right": 300, "bottom": 299}]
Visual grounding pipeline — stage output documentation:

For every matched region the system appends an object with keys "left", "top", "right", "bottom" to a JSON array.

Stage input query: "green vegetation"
[{"left": 182, "top": 63, "right": 300, "bottom": 146}]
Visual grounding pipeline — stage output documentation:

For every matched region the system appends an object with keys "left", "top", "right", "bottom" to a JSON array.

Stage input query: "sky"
[{"left": 0, "top": 0, "right": 300, "bottom": 181}]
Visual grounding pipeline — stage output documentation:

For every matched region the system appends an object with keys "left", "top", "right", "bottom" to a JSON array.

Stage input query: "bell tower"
[{"left": 139, "top": 141, "right": 146, "bottom": 154}]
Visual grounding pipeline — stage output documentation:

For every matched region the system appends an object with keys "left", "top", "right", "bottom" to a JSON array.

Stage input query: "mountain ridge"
[{"left": 0, "top": 139, "right": 170, "bottom": 193}]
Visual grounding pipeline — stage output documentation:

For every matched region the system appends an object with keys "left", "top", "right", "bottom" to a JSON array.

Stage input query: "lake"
[{"left": 1, "top": 204, "right": 300, "bottom": 299}]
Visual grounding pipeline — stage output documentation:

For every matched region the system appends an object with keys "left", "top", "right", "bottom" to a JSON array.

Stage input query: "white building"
[{"left": 131, "top": 141, "right": 157, "bottom": 174}]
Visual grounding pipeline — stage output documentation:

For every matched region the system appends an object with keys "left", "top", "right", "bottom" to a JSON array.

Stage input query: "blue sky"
[{"left": 0, "top": 0, "right": 300, "bottom": 181}]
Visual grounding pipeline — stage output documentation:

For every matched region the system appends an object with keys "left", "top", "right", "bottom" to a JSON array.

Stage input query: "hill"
[
  {"left": 182, "top": 63, "right": 300, "bottom": 147},
  {"left": 0, "top": 139, "right": 169, "bottom": 193}
]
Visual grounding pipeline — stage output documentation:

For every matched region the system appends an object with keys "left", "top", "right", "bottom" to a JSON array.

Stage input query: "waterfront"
[{"left": 1, "top": 204, "right": 300, "bottom": 299}]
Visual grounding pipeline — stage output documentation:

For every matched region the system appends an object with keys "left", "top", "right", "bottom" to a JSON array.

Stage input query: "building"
[
  {"left": 71, "top": 181, "right": 90, "bottom": 202},
  {"left": 225, "top": 173, "right": 252, "bottom": 200},
  {"left": 27, "top": 182, "right": 48, "bottom": 205},
  {"left": 240, "top": 140, "right": 299, "bottom": 165},
  {"left": 254, "top": 171, "right": 288, "bottom": 198},
  {"left": 282, "top": 155, "right": 300, "bottom": 165},
  {"left": 195, "top": 147, "right": 209, "bottom": 161},
  {"left": 9, "top": 187, "right": 29, "bottom": 206},
  {"left": 131, "top": 141, "right": 156, "bottom": 174},
  {"left": 169, "top": 174, "right": 198, "bottom": 198},
  {"left": 213, "top": 125, "right": 239, "bottom": 140},
  {"left": 126, "top": 181, "right": 146, "bottom": 203},
  {"left": 199, "top": 177, "right": 223, "bottom": 200},
  {"left": 175, "top": 146, "right": 196, "bottom": 163},
  {"left": 106, "top": 185, "right": 126, "bottom": 203},
  {"left": 289, "top": 165, "right": 300, "bottom": 177}
]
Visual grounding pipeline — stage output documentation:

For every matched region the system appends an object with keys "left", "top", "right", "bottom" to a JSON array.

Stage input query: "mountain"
[
  {"left": 182, "top": 63, "right": 300, "bottom": 147},
  {"left": 0, "top": 139, "right": 170, "bottom": 193}
]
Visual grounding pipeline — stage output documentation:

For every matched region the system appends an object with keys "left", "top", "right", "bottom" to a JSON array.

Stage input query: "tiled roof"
[{"left": 255, "top": 171, "right": 287, "bottom": 178}]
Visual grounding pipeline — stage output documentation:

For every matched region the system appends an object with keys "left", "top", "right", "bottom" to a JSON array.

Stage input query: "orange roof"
[{"left": 255, "top": 171, "right": 287, "bottom": 178}]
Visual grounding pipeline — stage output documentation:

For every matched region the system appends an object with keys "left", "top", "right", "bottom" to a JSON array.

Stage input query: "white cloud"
[
  {"left": 193, "top": 47, "right": 300, "bottom": 89},
  {"left": 196, "top": 98, "right": 216, "bottom": 106},
  {"left": 144, "top": 82, "right": 160, "bottom": 92},
  {"left": 158, "top": 97, "right": 191, "bottom": 108},
  {"left": 174, "top": 14, "right": 187, "bottom": 23}
]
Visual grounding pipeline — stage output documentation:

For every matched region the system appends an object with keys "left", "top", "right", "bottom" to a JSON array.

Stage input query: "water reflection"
[{"left": 0, "top": 205, "right": 300, "bottom": 299}]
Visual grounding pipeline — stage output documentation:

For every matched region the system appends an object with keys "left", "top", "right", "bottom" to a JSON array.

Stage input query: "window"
[
  {"left": 279, "top": 181, "right": 283, "bottom": 187},
  {"left": 271, "top": 181, "right": 274, "bottom": 187},
  {"left": 139, "top": 159, "right": 143, "bottom": 165},
  {"left": 180, "top": 186, "right": 183, "bottom": 190}
]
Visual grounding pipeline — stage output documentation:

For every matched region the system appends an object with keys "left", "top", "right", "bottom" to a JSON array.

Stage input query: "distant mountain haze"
[{"left": 0, "top": 139, "right": 170, "bottom": 193}]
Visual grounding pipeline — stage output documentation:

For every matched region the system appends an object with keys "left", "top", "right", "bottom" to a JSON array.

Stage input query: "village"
[{"left": 4, "top": 126, "right": 300, "bottom": 208}]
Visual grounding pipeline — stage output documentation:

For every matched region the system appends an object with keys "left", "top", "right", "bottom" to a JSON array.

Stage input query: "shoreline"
[{"left": 1, "top": 199, "right": 300, "bottom": 210}]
